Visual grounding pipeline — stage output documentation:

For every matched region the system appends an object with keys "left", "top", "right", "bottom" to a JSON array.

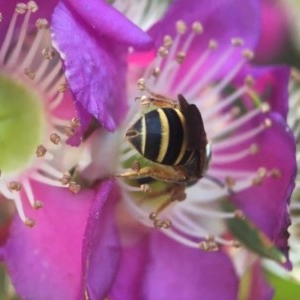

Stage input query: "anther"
[
  {"left": 140, "top": 184, "right": 151, "bottom": 193},
  {"left": 36, "top": 18, "right": 48, "bottom": 29},
  {"left": 27, "top": 1, "right": 38, "bottom": 12},
  {"left": 225, "top": 176, "right": 236, "bottom": 188},
  {"left": 199, "top": 238, "right": 219, "bottom": 251},
  {"left": 249, "top": 144, "right": 259, "bottom": 154},
  {"left": 261, "top": 103, "right": 270, "bottom": 113},
  {"left": 42, "top": 46, "right": 56, "bottom": 60},
  {"left": 252, "top": 167, "right": 267, "bottom": 185},
  {"left": 33, "top": 200, "right": 43, "bottom": 209},
  {"left": 270, "top": 168, "right": 282, "bottom": 179},
  {"left": 192, "top": 21, "right": 203, "bottom": 34},
  {"left": 64, "top": 126, "right": 75, "bottom": 137},
  {"left": 234, "top": 209, "right": 245, "bottom": 219},
  {"left": 263, "top": 118, "right": 272, "bottom": 128},
  {"left": 163, "top": 35, "right": 173, "bottom": 48},
  {"left": 69, "top": 181, "right": 81, "bottom": 193},
  {"left": 208, "top": 40, "right": 218, "bottom": 50},
  {"left": 36, "top": 145, "right": 47, "bottom": 157},
  {"left": 154, "top": 219, "right": 164, "bottom": 228},
  {"left": 231, "top": 38, "right": 244, "bottom": 47},
  {"left": 16, "top": 3, "right": 27, "bottom": 14},
  {"left": 50, "top": 133, "right": 61, "bottom": 145},
  {"left": 158, "top": 46, "right": 168, "bottom": 57},
  {"left": 176, "top": 51, "right": 186, "bottom": 64},
  {"left": 24, "top": 67, "right": 35, "bottom": 79},
  {"left": 252, "top": 177, "right": 263, "bottom": 186},
  {"left": 242, "top": 49, "right": 254, "bottom": 60},
  {"left": 70, "top": 117, "right": 81, "bottom": 128},
  {"left": 58, "top": 83, "right": 68, "bottom": 93},
  {"left": 244, "top": 75, "right": 255, "bottom": 86},
  {"left": 232, "top": 240, "right": 241, "bottom": 248},
  {"left": 137, "top": 78, "right": 146, "bottom": 90},
  {"left": 291, "top": 68, "right": 300, "bottom": 82},
  {"left": 257, "top": 167, "right": 267, "bottom": 178},
  {"left": 230, "top": 106, "right": 241, "bottom": 117},
  {"left": 24, "top": 218, "right": 36, "bottom": 228},
  {"left": 8, "top": 181, "right": 22, "bottom": 191},
  {"left": 60, "top": 172, "right": 71, "bottom": 185},
  {"left": 149, "top": 212, "right": 157, "bottom": 221},
  {"left": 176, "top": 20, "right": 187, "bottom": 34},
  {"left": 161, "top": 219, "right": 172, "bottom": 229},
  {"left": 152, "top": 67, "right": 161, "bottom": 77}
]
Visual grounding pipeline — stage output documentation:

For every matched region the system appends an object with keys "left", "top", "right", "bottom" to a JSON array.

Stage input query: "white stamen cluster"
[
  {"left": 0, "top": 2, "right": 81, "bottom": 226},
  {"left": 120, "top": 20, "right": 282, "bottom": 250}
]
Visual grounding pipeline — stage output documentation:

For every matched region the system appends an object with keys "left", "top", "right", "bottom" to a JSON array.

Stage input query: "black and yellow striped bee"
[{"left": 120, "top": 94, "right": 211, "bottom": 186}]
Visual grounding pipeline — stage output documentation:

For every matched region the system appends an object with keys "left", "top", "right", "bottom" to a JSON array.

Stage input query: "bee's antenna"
[{"left": 204, "top": 174, "right": 234, "bottom": 195}]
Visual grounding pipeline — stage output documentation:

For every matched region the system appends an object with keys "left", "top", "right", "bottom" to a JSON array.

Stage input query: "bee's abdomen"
[{"left": 126, "top": 108, "right": 192, "bottom": 166}]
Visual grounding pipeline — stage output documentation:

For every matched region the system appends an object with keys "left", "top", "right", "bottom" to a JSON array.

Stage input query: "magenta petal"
[
  {"left": 242, "top": 65, "right": 290, "bottom": 120},
  {"left": 110, "top": 235, "right": 150, "bottom": 300},
  {"left": 142, "top": 232, "right": 239, "bottom": 300},
  {"left": 82, "top": 179, "right": 121, "bottom": 299},
  {"left": 249, "top": 262, "right": 274, "bottom": 300},
  {"left": 65, "top": 0, "right": 153, "bottom": 50},
  {"left": 255, "top": 0, "right": 289, "bottom": 63},
  {"left": 51, "top": 1, "right": 152, "bottom": 131},
  {"left": 1, "top": 181, "right": 95, "bottom": 299},
  {"left": 232, "top": 115, "right": 296, "bottom": 265}
]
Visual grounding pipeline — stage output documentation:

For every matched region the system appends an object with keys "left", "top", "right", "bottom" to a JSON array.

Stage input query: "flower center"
[
  {"left": 0, "top": 2, "right": 82, "bottom": 227},
  {"left": 117, "top": 20, "right": 282, "bottom": 251},
  {"left": 0, "top": 73, "right": 45, "bottom": 173}
]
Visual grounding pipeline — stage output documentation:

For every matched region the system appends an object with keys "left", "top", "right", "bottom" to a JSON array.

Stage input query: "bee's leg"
[
  {"left": 148, "top": 97, "right": 179, "bottom": 108},
  {"left": 116, "top": 163, "right": 188, "bottom": 183},
  {"left": 149, "top": 184, "right": 186, "bottom": 229},
  {"left": 136, "top": 95, "right": 179, "bottom": 109}
]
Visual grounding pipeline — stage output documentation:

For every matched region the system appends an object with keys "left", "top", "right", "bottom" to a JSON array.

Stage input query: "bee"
[{"left": 119, "top": 94, "right": 211, "bottom": 186}]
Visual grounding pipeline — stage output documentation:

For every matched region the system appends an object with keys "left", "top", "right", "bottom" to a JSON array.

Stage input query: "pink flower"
[
  {"left": 51, "top": 0, "right": 295, "bottom": 298},
  {"left": 0, "top": 1, "right": 104, "bottom": 298},
  {"left": 0, "top": 0, "right": 296, "bottom": 299}
]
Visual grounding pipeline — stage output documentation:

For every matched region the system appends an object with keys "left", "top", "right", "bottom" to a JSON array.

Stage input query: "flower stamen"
[
  {"left": 121, "top": 19, "right": 282, "bottom": 252},
  {"left": 213, "top": 144, "right": 259, "bottom": 165},
  {"left": 205, "top": 77, "right": 253, "bottom": 119},
  {"left": 60, "top": 172, "right": 71, "bottom": 185},
  {"left": 68, "top": 181, "right": 81, "bottom": 194},
  {"left": 0, "top": 3, "right": 27, "bottom": 63},
  {"left": 199, "top": 238, "right": 219, "bottom": 251},
  {"left": 0, "top": 2, "right": 83, "bottom": 225},
  {"left": 212, "top": 104, "right": 270, "bottom": 140},
  {"left": 8, "top": 181, "right": 22, "bottom": 192},
  {"left": 20, "top": 18, "right": 49, "bottom": 71},
  {"left": 50, "top": 133, "right": 61, "bottom": 145},
  {"left": 22, "top": 178, "right": 43, "bottom": 209},
  {"left": 36, "top": 145, "right": 47, "bottom": 157},
  {"left": 7, "top": 2, "right": 37, "bottom": 68},
  {"left": 213, "top": 122, "right": 268, "bottom": 150}
]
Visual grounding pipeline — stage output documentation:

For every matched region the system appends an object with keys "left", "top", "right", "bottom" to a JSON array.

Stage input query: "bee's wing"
[{"left": 178, "top": 94, "right": 207, "bottom": 150}]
